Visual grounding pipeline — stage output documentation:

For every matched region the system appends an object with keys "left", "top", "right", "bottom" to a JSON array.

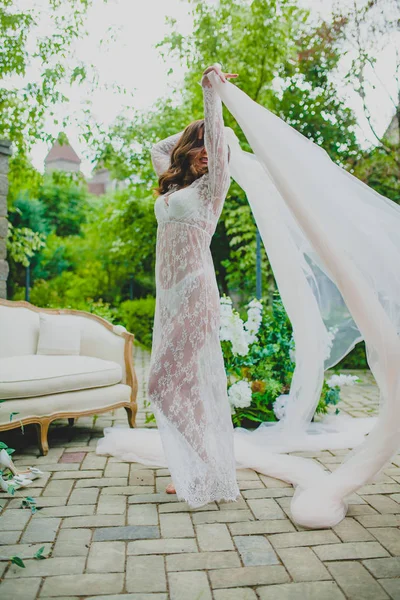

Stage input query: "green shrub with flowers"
[{"left": 222, "top": 292, "right": 358, "bottom": 427}]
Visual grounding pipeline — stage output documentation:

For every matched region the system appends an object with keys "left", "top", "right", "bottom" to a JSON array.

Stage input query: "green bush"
[
  {"left": 118, "top": 296, "right": 155, "bottom": 348},
  {"left": 337, "top": 341, "right": 368, "bottom": 369}
]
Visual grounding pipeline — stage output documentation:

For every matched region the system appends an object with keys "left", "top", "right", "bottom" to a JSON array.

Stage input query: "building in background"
[
  {"left": 45, "top": 136, "right": 124, "bottom": 196},
  {"left": 45, "top": 138, "right": 81, "bottom": 174}
]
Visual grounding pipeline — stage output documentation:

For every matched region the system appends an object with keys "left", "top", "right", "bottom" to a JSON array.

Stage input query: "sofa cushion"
[
  {"left": 37, "top": 313, "right": 81, "bottom": 356},
  {"left": 0, "top": 355, "right": 122, "bottom": 400}
]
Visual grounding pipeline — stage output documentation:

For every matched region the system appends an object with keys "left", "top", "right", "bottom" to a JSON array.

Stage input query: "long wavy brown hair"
[{"left": 155, "top": 119, "right": 207, "bottom": 196}]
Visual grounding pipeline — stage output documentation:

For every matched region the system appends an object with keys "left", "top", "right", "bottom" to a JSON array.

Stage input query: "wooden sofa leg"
[
  {"left": 36, "top": 419, "right": 50, "bottom": 456},
  {"left": 125, "top": 406, "right": 136, "bottom": 429}
]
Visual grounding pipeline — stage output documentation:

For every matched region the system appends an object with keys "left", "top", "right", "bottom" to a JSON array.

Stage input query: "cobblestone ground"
[{"left": 0, "top": 346, "right": 399, "bottom": 600}]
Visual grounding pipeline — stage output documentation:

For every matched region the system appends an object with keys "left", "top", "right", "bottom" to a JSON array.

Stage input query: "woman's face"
[{"left": 191, "top": 127, "right": 208, "bottom": 172}]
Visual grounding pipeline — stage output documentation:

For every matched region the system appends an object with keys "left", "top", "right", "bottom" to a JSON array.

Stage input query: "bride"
[{"left": 98, "top": 62, "right": 400, "bottom": 529}]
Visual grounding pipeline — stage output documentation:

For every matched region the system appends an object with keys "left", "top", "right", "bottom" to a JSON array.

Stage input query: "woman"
[{"left": 146, "top": 63, "right": 240, "bottom": 506}]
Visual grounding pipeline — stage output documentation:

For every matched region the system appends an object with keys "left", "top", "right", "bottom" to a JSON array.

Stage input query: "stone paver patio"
[{"left": 0, "top": 345, "right": 399, "bottom": 600}]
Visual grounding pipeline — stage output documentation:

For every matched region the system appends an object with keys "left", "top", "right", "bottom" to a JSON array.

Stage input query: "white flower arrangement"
[
  {"left": 228, "top": 380, "right": 253, "bottom": 410},
  {"left": 244, "top": 299, "right": 263, "bottom": 345},
  {"left": 326, "top": 374, "right": 359, "bottom": 388},
  {"left": 219, "top": 296, "right": 263, "bottom": 356},
  {"left": 273, "top": 394, "right": 289, "bottom": 420}
]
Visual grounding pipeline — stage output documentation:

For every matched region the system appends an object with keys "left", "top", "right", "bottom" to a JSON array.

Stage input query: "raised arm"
[
  {"left": 151, "top": 131, "right": 184, "bottom": 178},
  {"left": 201, "top": 65, "right": 235, "bottom": 214}
]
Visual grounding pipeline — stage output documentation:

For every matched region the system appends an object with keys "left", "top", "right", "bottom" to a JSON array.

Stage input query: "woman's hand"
[{"left": 202, "top": 63, "right": 238, "bottom": 87}]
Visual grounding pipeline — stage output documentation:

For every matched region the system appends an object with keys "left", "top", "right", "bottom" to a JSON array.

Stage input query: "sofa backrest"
[{"left": 0, "top": 304, "right": 127, "bottom": 382}]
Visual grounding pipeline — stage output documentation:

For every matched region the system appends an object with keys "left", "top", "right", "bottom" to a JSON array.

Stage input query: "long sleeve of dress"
[
  {"left": 151, "top": 131, "right": 184, "bottom": 178},
  {"left": 201, "top": 72, "right": 231, "bottom": 214}
]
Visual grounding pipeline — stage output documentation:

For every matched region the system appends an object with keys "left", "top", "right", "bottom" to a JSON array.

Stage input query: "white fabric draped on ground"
[{"left": 97, "top": 72, "right": 400, "bottom": 528}]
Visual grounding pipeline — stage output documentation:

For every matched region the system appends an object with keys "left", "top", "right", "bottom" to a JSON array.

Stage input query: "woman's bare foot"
[{"left": 166, "top": 483, "right": 176, "bottom": 494}]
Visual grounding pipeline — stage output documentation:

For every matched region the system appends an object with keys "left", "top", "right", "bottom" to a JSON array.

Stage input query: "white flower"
[
  {"left": 326, "top": 374, "right": 359, "bottom": 388},
  {"left": 228, "top": 380, "right": 253, "bottom": 409},
  {"left": 244, "top": 298, "right": 263, "bottom": 345},
  {"left": 230, "top": 313, "right": 249, "bottom": 356},
  {"left": 219, "top": 296, "right": 249, "bottom": 356},
  {"left": 273, "top": 394, "right": 289, "bottom": 420}
]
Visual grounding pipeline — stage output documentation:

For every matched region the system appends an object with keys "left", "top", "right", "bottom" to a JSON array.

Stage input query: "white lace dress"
[{"left": 147, "top": 80, "right": 240, "bottom": 507}]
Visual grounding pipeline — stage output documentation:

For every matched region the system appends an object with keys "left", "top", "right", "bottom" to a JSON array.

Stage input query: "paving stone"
[
  {"left": 0, "top": 542, "right": 52, "bottom": 558},
  {"left": 53, "top": 528, "right": 92, "bottom": 557},
  {"left": 333, "top": 517, "right": 375, "bottom": 542},
  {"left": 22, "top": 517, "right": 61, "bottom": 543},
  {"left": 87, "top": 541, "right": 125, "bottom": 573},
  {"left": 97, "top": 495, "right": 127, "bottom": 515},
  {"left": 237, "top": 469, "right": 262, "bottom": 481},
  {"left": 379, "top": 578, "right": 400, "bottom": 600},
  {"left": 38, "top": 504, "right": 95, "bottom": 518},
  {"left": 129, "top": 492, "right": 181, "bottom": 504},
  {"left": 169, "top": 571, "right": 212, "bottom": 600},
  {"left": 243, "top": 488, "right": 294, "bottom": 499},
  {"left": 81, "top": 454, "right": 107, "bottom": 470},
  {"left": 40, "top": 573, "right": 124, "bottom": 596},
  {"left": 192, "top": 510, "right": 254, "bottom": 524},
  {"left": 0, "top": 577, "right": 41, "bottom": 600},
  {"left": 128, "top": 504, "right": 158, "bottom": 525},
  {"left": 360, "top": 483, "right": 400, "bottom": 495},
  {"left": 363, "top": 556, "right": 400, "bottom": 578},
  {"left": 93, "top": 525, "right": 160, "bottom": 542},
  {"left": 269, "top": 530, "right": 340, "bottom": 548},
  {"left": 0, "top": 509, "right": 31, "bottom": 531},
  {"left": 196, "top": 523, "right": 234, "bottom": 551},
  {"left": 247, "top": 498, "right": 286, "bottom": 520},
  {"left": 52, "top": 470, "right": 103, "bottom": 479},
  {"left": 86, "top": 596, "right": 167, "bottom": 600},
  {"left": 42, "top": 480, "right": 74, "bottom": 497},
  {"left": 369, "top": 527, "right": 400, "bottom": 555},
  {"left": 327, "top": 561, "right": 389, "bottom": 599},
  {"left": 105, "top": 485, "right": 154, "bottom": 496},
  {"left": 256, "top": 581, "right": 345, "bottom": 599},
  {"left": 5, "top": 556, "right": 84, "bottom": 578},
  {"left": 59, "top": 451, "right": 86, "bottom": 463},
  {"left": 68, "top": 487, "right": 100, "bottom": 505},
  {"left": 314, "top": 541, "right": 389, "bottom": 560},
  {"left": 128, "top": 538, "right": 197, "bottom": 555},
  {"left": 234, "top": 535, "right": 279, "bottom": 566},
  {"left": 0, "top": 531, "right": 20, "bottom": 544},
  {"left": 159, "top": 502, "right": 219, "bottom": 513},
  {"left": 75, "top": 477, "right": 127, "bottom": 488},
  {"left": 166, "top": 551, "right": 241, "bottom": 572},
  {"left": 104, "top": 462, "right": 130, "bottom": 477},
  {"left": 238, "top": 479, "right": 264, "bottom": 490},
  {"left": 209, "top": 565, "right": 290, "bottom": 588},
  {"left": 229, "top": 519, "right": 295, "bottom": 535},
  {"left": 129, "top": 468, "right": 155, "bottom": 486},
  {"left": 160, "top": 513, "right": 194, "bottom": 538},
  {"left": 277, "top": 547, "right": 331, "bottom": 581},
  {"left": 61, "top": 515, "right": 124, "bottom": 528},
  {"left": 217, "top": 499, "right": 246, "bottom": 511},
  {"left": 364, "top": 494, "right": 400, "bottom": 514},
  {"left": 126, "top": 555, "right": 166, "bottom": 593},
  {"left": 260, "top": 475, "right": 291, "bottom": 488},
  {"left": 346, "top": 504, "right": 378, "bottom": 516},
  {"left": 214, "top": 590, "right": 258, "bottom": 600}
]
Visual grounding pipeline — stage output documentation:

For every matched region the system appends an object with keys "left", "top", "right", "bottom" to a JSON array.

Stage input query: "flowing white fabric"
[{"left": 98, "top": 71, "right": 400, "bottom": 528}]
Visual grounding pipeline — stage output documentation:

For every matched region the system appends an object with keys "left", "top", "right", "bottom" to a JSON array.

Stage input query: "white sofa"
[{"left": 0, "top": 299, "right": 138, "bottom": 454}]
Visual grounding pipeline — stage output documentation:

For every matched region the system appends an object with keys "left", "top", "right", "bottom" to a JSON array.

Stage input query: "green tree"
[{"left": 0, "top": 0, "right": 95, "bottom": 153}]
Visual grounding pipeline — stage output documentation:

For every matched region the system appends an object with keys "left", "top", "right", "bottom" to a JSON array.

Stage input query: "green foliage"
[
  {"left": 0, "top": 0, "right": 95, "bottom": 153},
  {"left": 224, "top": 294, "right": 294, "bottom": 426},
  {"left": 38, "top": 171, "right": 88, "bottom": 237},
  {"left": 7, "top": 220, "right": 46, "bottom": 268},
  {"left": 118, "top": 297, "right": 156, "bottom": 348}
]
